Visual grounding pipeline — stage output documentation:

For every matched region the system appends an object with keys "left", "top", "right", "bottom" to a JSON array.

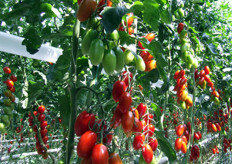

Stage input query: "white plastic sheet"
[{"left": 0, "top": 31, "right": 62, "bottom": 63}]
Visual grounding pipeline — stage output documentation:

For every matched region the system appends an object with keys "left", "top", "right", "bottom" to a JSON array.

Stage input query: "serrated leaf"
[
  {"left": 161, "top": 9, "right": 171, "bottom": 24},
  {"left": 101, "top": 7, "right": 128, "bottom": 34},
  {"left": 155, "top": 131, "right": 177, "bottom": 162},
  {"left": 143, "top": 0, "right": 160, "bottom": 31}
]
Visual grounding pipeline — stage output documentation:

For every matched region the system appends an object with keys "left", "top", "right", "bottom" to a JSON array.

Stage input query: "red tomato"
[
  {"left": 118, "top": 92, "right": 132, "bottom": 113},
  {"left": 112, "top": 80, "right": 127, "bottom": 102},
  {"left": 3, "top": 66, "right": 11, "bottom": 74},
  {"left": 40, "top": 121, "right": 48, "bottom": 129},
  {"left": 122, "top": 111, "right": 134, "bottom": 133},
  {"left": 176, "top": 125, "right": 185, "bottom": 137},
  {"left": 38, "top": 114, "right": 45, "bottom": 122},
  {"left": 212, "top": 148, "right": 216, "bottom": 154},
  {"left": 204, "top": 75, "right": 211, "bottom": 83},
  {"left": 97, "top": 0, "right": 112, "bottom": 13},
  {"left": 145, "top": 33, "right": 155, "bottom": 42},
  {"left": 77, "top": 0, "right": 97, "bottom": 22},
  {"left": 10, "top": 75, "right": 17, "bottom": 82},
  {"left": 144, "top": 124, "right": 155, "bottom": 137},
  {"left": 8, "top": 86, "right": 15, "bottom": 93},
  {"left": 149, "top": 138, "right": 158, "bottom": 151},
  {"left": 38, "top": 105, "right": 45, "bottom": 114},
  {"left": 215, "top": 123, "right": 221, "bottom": 131},
  {"left": 133, "top": 133, "right": 145, "bottom": 150},
  {"left": 175, "top": 138, "right": 183, "bottom": 151},
  {"left": 204, "top": 66, "right": 210, "bottom": 75},
  {"left": 91, "top": 144, "right": 109, "bottom": 164},
  {"left": 191, "top": 145, "right": 200, "bottom": 161},
  {"left": 111, "top": 105, "right": 123, "bottom": 128},
  {"left": 174, "top": 70, "right": 180, "bottom": 80},
  {"left": 128, "top": 26, "right": 134, "bottom": 35},
  {"left": 211, "top": 123, "right": 217, "bottom": 132},
  {"left": 199, "top": 70, "right": 205, "bottom": 78},
  {"left": 181, "top": 141, "right": 187, "bottom": 154},
  {"left": 143, "top": 113, "right": 154, "bottom": 124},
  {"left": 142, "top": 144, "right": 153, "bottom": 163},
  {"left": 6, "top": 79, "right": 14, "bottom": 88},
  {"left": 177, "top": 23, "right": 184, "bottom": 34},
  {"left": 181, "top": 136, "right": 188, "bottom": 145},
  {"left": 145, "top": 60, "right": 157, "bottom": 72},
  {"left": 133, "top": 117, "right": 143, "bottom": 133},
  {"left": 41, "top": 128, "right": 48, "bottom": 137},
  {"left": 177, "top": 70, "right": 185, "bottom": 79},
  {"left": 74, "top": 111, "right": 95, "bottom": 136},
  {"left": 109, "top": 152, "right": 122, "bottom": 164},
  {"left": 42, "top": 136, "right": 48, "bottom": 144},
  {"left": 77, "top": 130, "right": 97, "bottom": 158},
  {"left": 137, "top": 103, "right": 147, "bottom": 117}
]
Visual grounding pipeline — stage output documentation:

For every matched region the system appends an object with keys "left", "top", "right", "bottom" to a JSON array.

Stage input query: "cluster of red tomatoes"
[
  {"left": 173, "top": 70, "right": 193, "bottom": 109},
  {"left": 0, "top": 66, "right": 17, "bottom": 133},
  {"left": 206, "top": 109, "right": 229, "bottom": 133},
  {"left": 138, "top": 33, "right": 157, "bottom": 72},
  {"left": 111, "top": 72, "right": 157, "bottom": 163},
  {"left": 28, "top": 105, "right": 49, "bottom": 159},
  {"left": 74, "top": 110, "right": 122, "bottom": 163},
  {"left": 189, "top": 145, "right": 200, "bottom": 162},
  {"left": 223, "top": 138, "right": 232, "bottom": 153},
  {"left": 195, "top": 66, "right": 220, "bottom": 104},
  {"left": 212, "top": 145, "right": 219, "bottom": 154},
  {"left": 77, "top": 0, "right": 112, "bottom": 22},
  {"left": 174, "top": 124, "right": 190, "bottom": 154}
]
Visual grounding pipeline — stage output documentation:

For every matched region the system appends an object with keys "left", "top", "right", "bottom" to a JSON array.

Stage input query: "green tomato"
[
  {"left": 58, "top": 161, "right": 64, "bottom": 164},
  {"left": 135, "top": 55, "right": 146, "bottom": 71},
  {"left": 172, "top": 15, "right": 176, "bottom": 21},
  {"left": 103, "top": 50, "right": 116, "bottom": 75},
  {"left": 179, "top": 30, "right": 188, "bottom": 41},
  {"left": 186, "top": 54, "right": 194, "bottom": 65},
  {"left": 186, "top": 63, "right": 192, "bottom": 69},
  {"left": 0, "top": 123, "right": 6, "bottom": 133},
  {"left": 180, "top": 101, "right": 186, "bottom": 110},
  {"left": 3, "top": 107, "right": 12, "bottom": 115},
  {"left": 124, "top": 50, "right": 135, "bottom": 65},
  {"left": 214, "top": 97, "right": 220, "bottom": 105},
  {"left": 89, "top": 39, "right": 104, "bottom": 66},
  {"left": 114, "top": 47, "right": 125, "bottom": 72},
  {"left": 178, "top": 8, "right": 185, "bottom": 18},
  {"left": 81, "top": 29, "right": 98, "bottom": 55},
  {"left": 139, "top": 155, "right": 156, "bottom": 164},
  {"left": 110, "top": 30, "right": 119, "bottom": 41},
  {"left": 174, "top": 10, "right": 180, "bottom": 19},
  {"left": 4, "top": 99, "right": 11, "bottom": 107},
  {"left": 1, "top": 115, "right": 9, "bottom": 124},
  {"left": 192, "top": 58, "right": 198, "bottom": 68},
  {"left": 181, "top": 43, "right": 190, "bottom": 53}
]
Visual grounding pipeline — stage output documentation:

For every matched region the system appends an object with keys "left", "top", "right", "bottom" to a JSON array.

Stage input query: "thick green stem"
[{"left": 65, "top": 17, "right": 80, "bottom": 164}]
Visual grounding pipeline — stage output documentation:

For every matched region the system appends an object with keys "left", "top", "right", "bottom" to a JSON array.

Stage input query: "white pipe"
[{"left": 0, "top": 32, "right": 62, "bottom": 63}]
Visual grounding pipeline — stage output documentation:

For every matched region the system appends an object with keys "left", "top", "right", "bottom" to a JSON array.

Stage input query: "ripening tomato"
[
  {"left": 109, "top": 152, "right": 122, "bottom": 164},
  {"left": 137, "top": 103, "right": 147, "bottom": 117},
  {"left": 133, "top": 133, "right": 145, "bottom": 150},
  {"left": 145, "top": 60, "right": 156, "bottom": 72},
  {"left": 74, "top": 111, "right": 95, "bottom": 136},
  {"left": 149, "top": 138, "right": 158, "bottom": 151},
  {"left": 175, "top": 138, "right": 183, "bottom": 151},
  {"left": 91, "top": 144, "right": 109, "bottom": 164},
  {"left": 122, "top": 111, "right": 134, "bottom": 133},
  {"left": 176, "top": 124, "right": 185, "bottom": 137},
  {"left": 145, "top": 124, "right": 155, "bottom": 137},
  {"left": 140, "top": 51, "right": 153, "bottom": 63},
  {"left": 3, "top": 66, "right": 11, "bottom": 74},
  {"left": 77, "top": 0, "right": 97, "bottom": 22},
  {"left": 127, "top": 13, "right": 134, "bottom": 27},
  {"left": 38, "top": 105, "right": 45, "bottom": 114},
  {"left": 204, "top": 66, "right": 210, "bottom": 75},
  {"left": 211, "top": 123, "right": 217, "bottom": 132},
  {"left": 77, "top": 130, "right": 97, "bottom": 158},
  {"left": 185, "top": 96, "right": 193, "bottom": 107},
  {"left": 119, "top": 92, "right": 132, "bottom": 113},
  {"left": 174, "top": 70, "right": 180, "bottom": 80},
  {"left": 10, "top": 75, "right": 17, "bottom": 82},
  {"left": 6, "top": 79, "right": 14, "bottom": 88},
  {"left": 124, "top": 50, "right": 135, "bottom": 65},
  {"left": 145, "top": 33, "right": 155, "bottom": 42},
  {"left": 177, "top": 23, "right": 184, "bottom": 34},
  {"left": 142, "top": 144, "right": 153, "bottom": 163},
  {"left": 112, "top": 81, "right": 127, "bottom": 102}
]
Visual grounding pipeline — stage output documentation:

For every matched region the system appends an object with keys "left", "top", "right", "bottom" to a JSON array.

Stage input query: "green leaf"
[
  {"left": 118, "top": 31, "right": 135, "bottom": 46},
  {"left": 161, "top": 9, "right": 171, "bottom": 24},
  {"left": 129, "top": 1, "right": 144, "bottom": 15},
  {"left": 76, "top": 56, "right": 89, "bottom": 75},
  {"left": 27, "top": 81, "right": 44, "bottom": 105},
  {"left": 143, "top": 0, "right": 160, "bottom": 31},
  {"left": 151, "top": 103, "right": 161, "bottom": 118},
  {"left": 155, "top": 131, "right": 177, "bottom": 162},
  {"left": 101, "top": 7, "right": 128, "bottom": 34},
  {"left": 143, "top": 69, "right": 160, "bottom": 83},
  {"left": 55, "top": 51, "right": 71, "bottom": 70},
  {"left": 22, "top": 27, "right": 42, "bottom": 54}
]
